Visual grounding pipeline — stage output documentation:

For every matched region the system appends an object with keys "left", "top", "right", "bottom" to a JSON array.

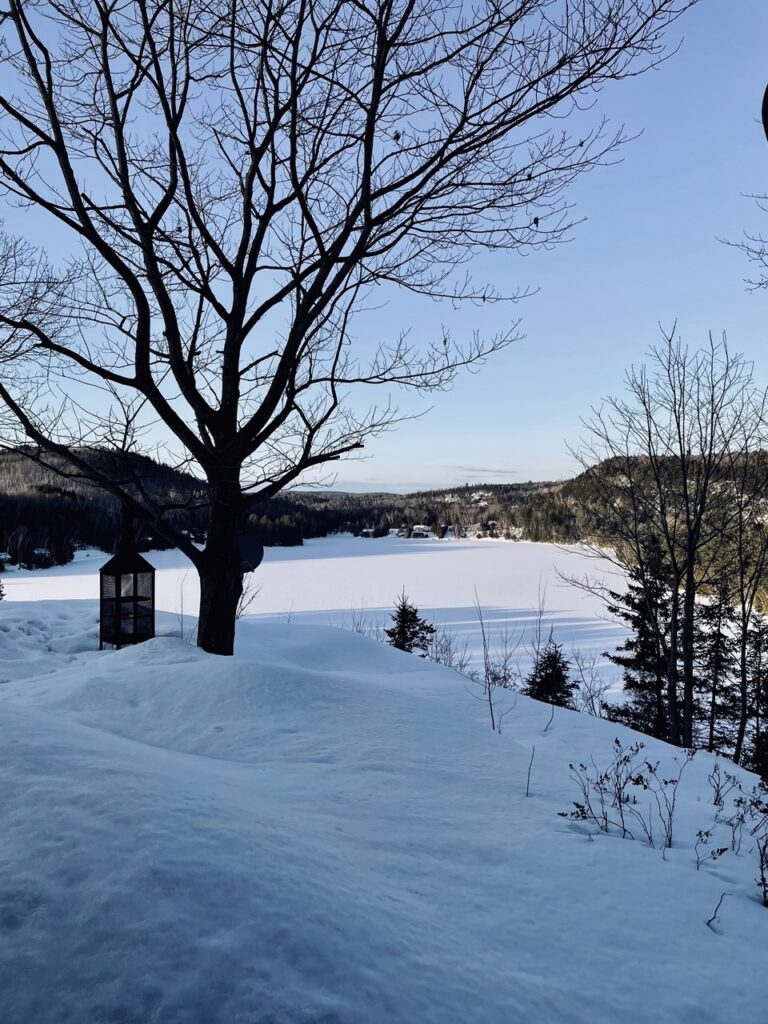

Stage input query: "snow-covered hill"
[{"left": 1, "top": 597, "right": 766, "bottom": 1024}]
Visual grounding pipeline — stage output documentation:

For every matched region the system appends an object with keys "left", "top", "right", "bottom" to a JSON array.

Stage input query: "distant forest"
[{"left": 0, "top": 448, "right": 585, "bottom": 569}]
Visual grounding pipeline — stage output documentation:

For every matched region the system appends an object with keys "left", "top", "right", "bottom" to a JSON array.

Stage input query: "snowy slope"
[{"left": 1, "top": 597, "right": 767, "bottom": 1024}]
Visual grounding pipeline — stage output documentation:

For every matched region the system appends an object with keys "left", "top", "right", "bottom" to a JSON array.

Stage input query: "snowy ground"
[
  {"left": 2, "top": 539, "right": 767, "bottom": 1022},
  {"left": 4, "top": 535, "right": 628, "bottom": 676}
]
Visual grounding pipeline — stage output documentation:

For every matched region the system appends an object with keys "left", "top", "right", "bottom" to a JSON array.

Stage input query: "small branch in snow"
[
  {"left": 706, "top": 892, "right": 729, "bottom": 931},
  {"left": 526, "top": 746, "right": 536, "bottom": 798},
  {"left": 544, "top": 704, "right": 555, "bottom": 733}
]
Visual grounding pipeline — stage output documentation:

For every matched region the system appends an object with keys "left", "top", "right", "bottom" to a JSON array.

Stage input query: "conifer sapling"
[
  {"left": 524, "top": 637, "right": 576, "bottom": 708},
  {"left": 385, "top": 590, "right": 436, "bottom": 656}
]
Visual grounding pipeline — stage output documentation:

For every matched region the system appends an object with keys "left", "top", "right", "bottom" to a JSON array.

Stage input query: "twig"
[
  {"left": 474, "top": 587, "right": 495, "bottom": 731},
  {"left": 706, "top": 892, "right": 729, "bottom": 931},
  {"left": 544, "top": 703, "right": 555, "bottom": 733},
  {"left": 526, "top": 746, "right": 536, "bottom": 797}
]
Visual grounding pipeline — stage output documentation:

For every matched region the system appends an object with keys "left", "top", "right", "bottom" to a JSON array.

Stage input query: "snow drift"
[{"left": 1, "top": 598, "right": 766, "bottom": 1024}]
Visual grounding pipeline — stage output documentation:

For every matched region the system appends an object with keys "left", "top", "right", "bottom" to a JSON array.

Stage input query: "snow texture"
[{"left": 1, "top": 538, "right": 766, "bottom": 1023}]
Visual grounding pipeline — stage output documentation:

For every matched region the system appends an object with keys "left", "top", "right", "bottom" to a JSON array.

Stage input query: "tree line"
[
  {"left": 0, "top": 446, "right": 611, "bottom": 570},
  {"left": 0, "top": 449, "right": 321, "bottom": 568},
  {"left": 0, "top": 452, "right": 667, "bottom": 573}
]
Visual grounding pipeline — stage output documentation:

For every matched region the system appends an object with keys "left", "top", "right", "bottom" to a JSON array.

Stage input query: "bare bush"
[
  {"left": 428, "top": 626, "right": 472, "bottom": 676},
  {"left": 746, "top": 786, "right": 768, "bottom": 906},
  {"left": 344, "top": 605, "right": 386, "bottom": 644},
  {"left": 473, "top": 590, "right": 519, "bottom": 732},
  {"left": 757, "top": 831, "right": 768, "bottom": 908},
  {"left": 713, "top": 781, "right": 768, "bottom": 905},
  {"left": 707, "top": 763, "right": 742, "bottom": 810},
  {"left": 694, "top": 830, "right": 728, "bottom": 871},
  {"left": 236, "top": 576, "right": 262, "bottom": 620},
  {"left": 571, "top": 650, "right": 614, "bottom": 717},
  {"left": 715, "top": 792, "right": 749, "bottom": 855},
  {"left": 562, "top": 738, "right": 694, "bottom": 850}
]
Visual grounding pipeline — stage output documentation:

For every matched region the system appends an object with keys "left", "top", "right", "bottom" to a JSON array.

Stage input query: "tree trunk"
[
  {"left": 666, "top": 592, "right": 682, "bottom": 747},
  {"left": 666, "top": 647, "right": 682, "bottom": 747},
  {"left": 654, "top": 670, "right": 667, "bottom": 741},
  {"left": 196, "top": 484, "right": 243, "bottom": 656},
  {"left": 706, "top": 599, "right": 723, "bottom": 754},
  {"left": 681, "top": 564, "right": 697, "bottom": 748},
  {"left": 707, "top": 673, "right": 718, "bottom": 753},
  {"left": 734, "top": 631, "right": 749, "bottom": 765}
]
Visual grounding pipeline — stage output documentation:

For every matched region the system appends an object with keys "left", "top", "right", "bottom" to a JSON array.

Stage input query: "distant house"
[
  {"left": 360, "top": 528, "right": 375, "bottom": 538},
  {"left": 410, "top": 525, "right": 431, "bottom": 538},
  {"left": 22, "top": 547, "right": 54, "bottom": 570}
]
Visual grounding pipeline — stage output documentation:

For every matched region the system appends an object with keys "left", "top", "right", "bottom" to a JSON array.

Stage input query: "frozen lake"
[{"left": 3, "top": 535, "right": 628, "bottom": 673}]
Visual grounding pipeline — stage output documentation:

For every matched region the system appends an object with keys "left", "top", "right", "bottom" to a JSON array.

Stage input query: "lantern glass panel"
[
  {"left": 136, "top": 604, "right": 152, "bottom": 634},
  {"left": 120, "top": 602, "right": 134, "bottom": 632},
  {"left": 120, "top": 573, "right": 134, "bottom": 597},
  {"left": 136, "top": 572, "right": 153, "bottom": 598}
]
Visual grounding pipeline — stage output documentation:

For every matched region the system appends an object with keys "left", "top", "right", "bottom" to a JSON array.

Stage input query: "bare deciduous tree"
[
  {"left": 0, "top": 0, "right": 697, "bottom": 653},
  {"left": 575, "top": 333, "right": 766, "bottom": 747}
]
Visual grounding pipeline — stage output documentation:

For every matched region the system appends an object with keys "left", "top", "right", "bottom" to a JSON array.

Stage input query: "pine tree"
[
  {"left": 747, "top": 618, "right": 768, "bottom": 778},
  {"left": 523, "top": 638, "right": 576, "bottom": 708},
  {"left": 604, "top": 542, "right": 672, "bottom": 740},
  {"left": 385, "top": 590, "right": 436, "bottom": 655},
  {"left": 693, "top": 583, "right": 738, "bottom": 754}
]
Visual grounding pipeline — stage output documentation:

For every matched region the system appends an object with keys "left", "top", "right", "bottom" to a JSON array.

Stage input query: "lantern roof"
[
  {"left": 100, "top": 509, "right": 156, "bottom": 576},
  {"left": 100, "top": 546, "right": 155, "bottom": 576}
]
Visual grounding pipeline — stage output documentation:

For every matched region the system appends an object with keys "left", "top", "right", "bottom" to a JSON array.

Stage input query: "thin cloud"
[{"left": 451, "top": 466, "right": 519, "bottom": 478}]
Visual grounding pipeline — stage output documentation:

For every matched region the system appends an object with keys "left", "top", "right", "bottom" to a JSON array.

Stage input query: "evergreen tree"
[
  {"left": 604, "top": 541, "right": 672, "bottom": 740},
  {"left": 524, "top": 638, "right": 576, "bottom": 708},
  {"left": 385, "top": 591, "right": 436, "bottom": 655},
  {"left": 747, "top": 618, "right": 768, "bottom": 778},
  {"left": 693, "top": 583, "right": 738, "bottom": 754}
]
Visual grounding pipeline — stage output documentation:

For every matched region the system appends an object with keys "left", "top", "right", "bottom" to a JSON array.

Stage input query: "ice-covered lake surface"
[
  {"left": 4, "top": 534, "right": 628, "bottom": 672},
  {"left": 2, "top": 537, "right": 768, "bottom": 1023}
]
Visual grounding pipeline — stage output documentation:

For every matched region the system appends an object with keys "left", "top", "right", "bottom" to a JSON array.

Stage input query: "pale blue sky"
[{"left": 332, "top": 0, "right": 768, "bottom": 491}]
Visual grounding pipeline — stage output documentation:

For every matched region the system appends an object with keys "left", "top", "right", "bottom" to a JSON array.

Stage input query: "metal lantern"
[{"left": 99, "top": 510, "right": 155, "bottom": 650}]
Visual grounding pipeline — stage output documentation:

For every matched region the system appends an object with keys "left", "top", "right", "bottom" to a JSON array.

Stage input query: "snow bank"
[{"left": 1, "top": 601, "right": 766, "bottom": 1024}]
